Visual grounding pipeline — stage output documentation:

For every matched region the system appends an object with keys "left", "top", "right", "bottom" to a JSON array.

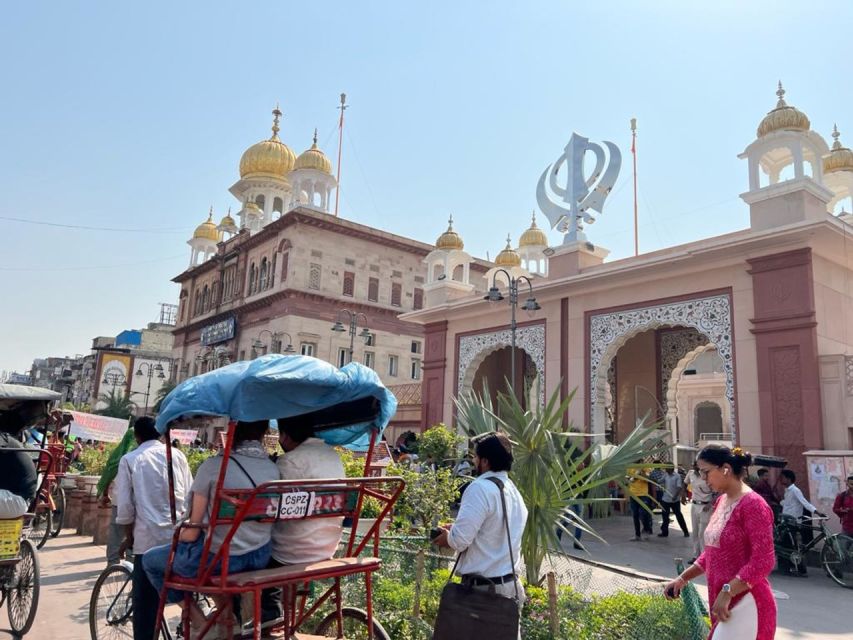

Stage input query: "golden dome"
[
  {"left": 239, "top": 106, "right": 296, "bottom": 179},
  {"left": 436, "top": 215, "right": 464, "bottom": 250},
  {"left": 519, "top": 211, "right": 548, "bottom": 248},
  {"left": 243, "top": 200, "right": 262, "bottom": 216},
  {"left": 294, "top": 129, "right": 332, "bottom": 174},
  {"left": 494, "top": 234, "right": 521, "bottom": 268},
  {"left": 824, "top": 125, "right": 853, "bottom": 174},
  {"left": 757, "top": 82, "right": 811, "bottom": 138},
  {"left": 218, "top": 208, "right": 237, "bottom": 230},
  {"left": 193, "top": 208, "right": 221, "bottom": 242}
]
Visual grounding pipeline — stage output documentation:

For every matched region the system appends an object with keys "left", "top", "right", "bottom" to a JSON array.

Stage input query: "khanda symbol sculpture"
[{"left": 536, "top": 133, "right": 622, "bottom": 244}]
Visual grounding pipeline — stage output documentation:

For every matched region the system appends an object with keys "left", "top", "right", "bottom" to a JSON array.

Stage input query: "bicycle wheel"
[
  {"left": 50, "top": 484, "right": 66, "bottom": 538},
  {"left": 7, "top": 538, "right": 40, "bottom": 636},
  {"left": 89, "top": 562, "right": 134, "bottom": 640},
  {"left": 313, "top": 606, "right": 391, "bottom": 640},
  {"left": 28, "top": 509, "right": 52, "bottom": 551},
  {"left": 821, "top": 534, "right": 853, "bottom": 589},
  {"left": 774, "top": 527, "right": 803, "bottom": 573}
]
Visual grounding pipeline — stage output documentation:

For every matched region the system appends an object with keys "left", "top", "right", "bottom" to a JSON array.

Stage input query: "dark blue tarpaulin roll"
[{"left": 155, "top": 355, "right": 397, "bottom": 448}]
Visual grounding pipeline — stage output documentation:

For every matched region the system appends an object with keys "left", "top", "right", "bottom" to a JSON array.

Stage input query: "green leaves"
[
  {"left": 95, "top": 390, "right": 136, "bottom": 419},
  {"left": 454, "top": 381, "right": 668, "bottom": 584}
]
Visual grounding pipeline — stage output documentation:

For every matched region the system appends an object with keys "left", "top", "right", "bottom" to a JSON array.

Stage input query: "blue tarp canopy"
[{"left": 155, "top": 355, "right": 397, "bottom": 448}]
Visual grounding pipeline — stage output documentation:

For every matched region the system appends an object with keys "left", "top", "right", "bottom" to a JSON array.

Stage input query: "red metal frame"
[{"left": 153, "top": 421, "right": 404, "bottom": 640}]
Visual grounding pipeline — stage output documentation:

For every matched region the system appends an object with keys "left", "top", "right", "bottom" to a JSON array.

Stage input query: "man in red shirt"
[{"left": 833, "top": 474, "right": 853, "bottom": 535}]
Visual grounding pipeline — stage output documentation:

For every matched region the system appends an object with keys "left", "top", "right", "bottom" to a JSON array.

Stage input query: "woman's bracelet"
[{"left": 675, "top": 576, "right": 688, "bottom": 587}]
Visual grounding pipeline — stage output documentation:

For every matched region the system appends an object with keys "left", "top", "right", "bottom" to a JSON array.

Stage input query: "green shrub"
[
  {"left": 417, "top": 424, "right": 463, "bottom": 466},
  {"left": 185, "top": 448, "right": 215, "bottom": 475},
  {"left": 77, "top": 444, "right": 116, "bottom": 476}
]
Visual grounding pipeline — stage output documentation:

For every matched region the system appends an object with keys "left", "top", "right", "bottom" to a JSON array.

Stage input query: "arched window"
[
  {"left": 193, "top": 290, "right": 200, "bottom": 316},
  {"left": 201, "top": 285, "right": 210, "bottom": 312},
  {"left": 270, "top": 254, "right": 277, "bottom": 287},
  {"left": 259, "top": 258, "right": 269, "bottom": 290},
  {"left": 249, "top": 263, "right": 257, "bottom": 294},
  {"left": 273, "top": 197, "right": 284, "bottom": 214}
]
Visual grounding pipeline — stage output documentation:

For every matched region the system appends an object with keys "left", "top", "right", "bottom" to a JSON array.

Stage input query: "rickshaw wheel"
[
  {"left": 89, "top": 562, "right": 134, "bottom": 640},
  {"left": 8, "top": 538, "right": 40, "bottom": 635},
  {"left": 28, "top": 509, "right": 52, "bottom": 550},
  {"left": 313, "top": 606, "right": 390, "bottom": 640},
  {"left": 49, "top": 485, "right": 66, "bottom": 538}
]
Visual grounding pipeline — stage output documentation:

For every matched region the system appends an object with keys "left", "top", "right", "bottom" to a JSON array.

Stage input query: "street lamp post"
[
  {"left": 483, "top": 270, "right": 541, "bottom": 397},
  {"left": 330, "top": 309, "right": 372, "bottom": 364},
  {"left": 252, "top": 330, "right": 295, "bottom": 356},
  {"left": 135, "top": 362, "right": 165, "bottom": 414},
  {"left": 102, "top": 371, "right": 127, "bottom": 392}
]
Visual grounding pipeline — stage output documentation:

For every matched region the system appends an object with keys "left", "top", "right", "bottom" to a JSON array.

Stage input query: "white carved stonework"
[
  {"left": 457, "top": 323, "right": 546, "bottom": 407},
  {"left": 659, "top": 329, "right": 709, "bottom": 398},
  {"left": 846, "top": 356, "right": 853, "bottom": 396},
  {"left": 589, "top": 293, "right": 735, "bottom": 438}
]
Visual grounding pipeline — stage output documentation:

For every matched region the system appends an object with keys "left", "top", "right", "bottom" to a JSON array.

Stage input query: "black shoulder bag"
[{"left": 432, "top": 477, "right": 521, "bottom": 640}]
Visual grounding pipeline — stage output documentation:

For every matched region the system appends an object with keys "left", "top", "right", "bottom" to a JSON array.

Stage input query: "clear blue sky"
[{"left": 2, "top": 1, "right": 851, "bottom": 374}]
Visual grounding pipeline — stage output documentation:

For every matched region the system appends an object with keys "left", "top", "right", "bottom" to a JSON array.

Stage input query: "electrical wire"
[
  {"left": 0, "top": 253, "right": 186, "bottom": 272},
  {"left": 0, "top": 215, "right": 191, "bottom": 234}
]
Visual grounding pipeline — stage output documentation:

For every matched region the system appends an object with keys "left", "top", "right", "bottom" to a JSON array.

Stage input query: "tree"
[
  {"left": 153, "top": 380, "right": 177, "bottom": 414},
  {"left": 455, "top": 382, "right": 668, "bottom": 585},
  {"left": 417, "top": 423, "right": 464, "bottom": 466},
  {"left": 96, "top": 390, "right": 136, "bottom": 419}
]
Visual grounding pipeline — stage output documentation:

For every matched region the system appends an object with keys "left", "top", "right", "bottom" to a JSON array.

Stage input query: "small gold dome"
[
  {"left": 218, "top": 208, "right": 237, "bottom": 230},
  {"left": 436, "top": 215, "right": 464, "bottom": 250},
  {"left": 239, "top": 106, "right": 296, "bottom": 179},
  {"left": 243, "top": 200, "right": 262, "bottom": 216},
  {"left": 193, "top": 209, "right": 221, "bottom": 242},
  {"left": 757, "top": 82, "right": 810, "bottom": 138},
  {"left": 294, "top": 129, "right": 332, "bottom": 174},
  {"left": 494, "top": 234, "right": 521, "bottom": 268},
  {"left": 519, "top": 212, "right": 548, "bottom": 248},
  {"left": 824, "top": 125, "right": 853, "bottom": 174}
]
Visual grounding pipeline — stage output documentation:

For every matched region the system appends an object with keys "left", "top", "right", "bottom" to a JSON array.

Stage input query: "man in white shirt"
[
  {"left": 433, "top": 431, "right": 528, "bottom": 636},
  {"left": 658, "top": 465, "right": 690, "bottom": 538},
  {"left": 779, "top": 469, "right": 824, "bottom": 575},
  {"left": 259, "top": 419, "right": 345, "bottom": 626},
  {"left": 684, "top": 461, "right": 714, "bottom": 562},
  {"left": 114, "top": 417, "right": 192, "bottom": 640}
]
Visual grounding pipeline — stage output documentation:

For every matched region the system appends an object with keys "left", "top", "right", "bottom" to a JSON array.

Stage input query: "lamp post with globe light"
[
  {"left": 135, "top": 362, "right": 165, "bottom": 414},
  {"left": 483, "top": 270, "right": 540, "bottom": 397},
  {"left": 252, "top": 330, "right": 295, "bottom": 356},
  {"left": 330, "top": 309, "right": 372, "bottom": 365}
]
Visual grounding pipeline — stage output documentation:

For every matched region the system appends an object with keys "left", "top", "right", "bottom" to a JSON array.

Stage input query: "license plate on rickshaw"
[{"left": 276, "top": 491, "right": 314, "bottom": 519}]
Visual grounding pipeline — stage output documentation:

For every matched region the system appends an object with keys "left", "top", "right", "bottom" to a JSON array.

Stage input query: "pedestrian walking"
[
  {"left": 753, "top": 468, "right": 780, "bottom": 516},
  {"left": 114, "top": 417, "right": 192, "bottom": 640},
  {"left": 685, "top": 461, "right": 714, "bottom": 563},
  {"left": 658, "top": 465, "right": 690, "bottom": 538},
  {"left": 832, "top": 474, "right": 853, "bottom": 535},
  {"left": 664, "top": 445, "right": 776, "bottom": 640},
  {"left": 627, "top": 463, "right": 653, "bottom": 541},
  {"left": 432, "top": 432, "right": 527, "bottom": 639}
]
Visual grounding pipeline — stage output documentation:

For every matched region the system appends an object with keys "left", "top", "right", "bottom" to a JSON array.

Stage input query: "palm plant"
[
  {"left": 96, "top": 390, "right": 136, "bottom": 419},
  {"left": 153, "top": 380, "right": 177, "bottom": 413},
  {"left": 455, "top": 381, "right": 669, "bottom": 584}
]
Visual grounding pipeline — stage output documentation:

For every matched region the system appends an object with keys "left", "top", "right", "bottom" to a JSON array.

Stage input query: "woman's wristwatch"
[{"left": 721, "top": 583, "right": 732, "bottom": 594}]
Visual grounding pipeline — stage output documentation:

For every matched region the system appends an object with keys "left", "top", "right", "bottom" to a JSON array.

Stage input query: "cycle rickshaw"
[
  {"left": 0, "top": 383, "right": 61, "bottom": 635},
  {"left": 126, "top": 355, "right": 402, "bottom": 640}
]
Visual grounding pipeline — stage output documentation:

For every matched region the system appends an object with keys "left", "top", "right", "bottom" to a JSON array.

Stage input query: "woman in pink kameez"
[{"left": 663, "top": 445, "right": 776, "bottom": 640}]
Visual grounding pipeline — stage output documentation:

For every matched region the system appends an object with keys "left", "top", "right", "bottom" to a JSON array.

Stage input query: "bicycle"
[{"left": 773, "top": 514, "right": 853, "bottom": 588}]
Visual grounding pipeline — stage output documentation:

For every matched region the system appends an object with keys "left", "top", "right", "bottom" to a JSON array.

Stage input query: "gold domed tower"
[
  {"left": 757, "top": 82, "right": 811, "bottom": 138},
  {"left": 188, "top": 207, "right": 221, "bottom": 266},
  {"left": 290, "top": 129, "right": 337, "bottom": 212},
  {"left": 218, "top": 207, "right": 238, "bottom": 239},
  {"left": 239, "top": 106, "right": 296, "bottom": 179},
  {"left": 518, "top": 212, "right": 549, "bottom": 276},
  {"left": 435, "top": 215, "right": 465, "bottom": 251},
  {"left": 823, "top": 125, "right": 853, "bottom": 214},
  {"left": 494, "top": 235, "right": 521, "bottom": 268}
]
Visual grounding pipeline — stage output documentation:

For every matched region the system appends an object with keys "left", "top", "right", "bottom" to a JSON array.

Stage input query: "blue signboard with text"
[{"left": 201, "top": 316, "right": 236, "bottom": 346}]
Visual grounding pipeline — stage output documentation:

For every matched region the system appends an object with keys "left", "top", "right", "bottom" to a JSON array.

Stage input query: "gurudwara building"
[{"left": 402, "top": 85, "right": 853, "bottom": 523}]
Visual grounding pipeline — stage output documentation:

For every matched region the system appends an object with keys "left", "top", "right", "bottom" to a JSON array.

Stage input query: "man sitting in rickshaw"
[
  {"left": 143, "top": 420, "right": 280, "bottom": 635},
  {"left": 0, "top": 403, "right": 40, "bottom": 518},
  {"left": 258, "top": 418, "right": 346, "bottom": 627}
]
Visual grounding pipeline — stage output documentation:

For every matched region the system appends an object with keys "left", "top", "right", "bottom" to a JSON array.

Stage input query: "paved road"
[
  {"left": 3, "top": 523, "right": 850, "bottom": 639},
  {"left": 560, "top": 509, "right": 852, "bottom": 639}
]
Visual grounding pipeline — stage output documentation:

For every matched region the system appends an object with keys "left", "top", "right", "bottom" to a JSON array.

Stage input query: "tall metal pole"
[
  {"left": 348, "top": 314, "right": 356, "bottom": 364},
  {"left": 144, "top": 370, "right": 152, "bottom": 414},
  {"left": 510, "top": 277, "right": 517, "bottom": 399},
  {"left": 631, "top": 117, "right": 639, "bottom": 257},
  {"left": 334, "top": 93, "right": 348, "bottom": 217}
]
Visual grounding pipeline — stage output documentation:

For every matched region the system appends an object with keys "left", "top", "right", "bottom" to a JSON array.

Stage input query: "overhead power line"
[{"left": 0, "top": 215, "right": 191, "bottom": 234}]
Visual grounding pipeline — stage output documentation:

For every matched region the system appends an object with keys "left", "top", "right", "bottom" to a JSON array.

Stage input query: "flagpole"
[
  {"left": 630, "top": 117, "right": 639, "bottom": 257},
  {"left": 334, "top": 93, "right": 348, "bottom": 217}
]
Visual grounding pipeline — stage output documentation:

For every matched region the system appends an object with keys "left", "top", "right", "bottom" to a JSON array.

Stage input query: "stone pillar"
[
  {"left": 79, "top": 495, "right": 98, "bottom": 537},
  {"left": 748, "top": 248, "right": 824, "bottom": 498},
  {"left": 67, "top": 487, "right": 85, "bottom": 532},
  {"left": 422, "top": 321, "right": 448, "bottom": 430}
]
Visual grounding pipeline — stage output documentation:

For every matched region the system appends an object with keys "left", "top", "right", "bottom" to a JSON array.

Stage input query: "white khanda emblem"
[{"left": 536, "top": 133, "right": 622, "bottom": 244}]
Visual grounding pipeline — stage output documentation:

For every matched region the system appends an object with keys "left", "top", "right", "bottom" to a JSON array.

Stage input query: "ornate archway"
[
  {"left": 588, "top": 293, "right": 735, "bottom": 440},
  {"left": 664, "top": 343, "right": 717, "bottom": 445},
  {"left": 457, "top": 323, "right": 546, "bottom": 408}
]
